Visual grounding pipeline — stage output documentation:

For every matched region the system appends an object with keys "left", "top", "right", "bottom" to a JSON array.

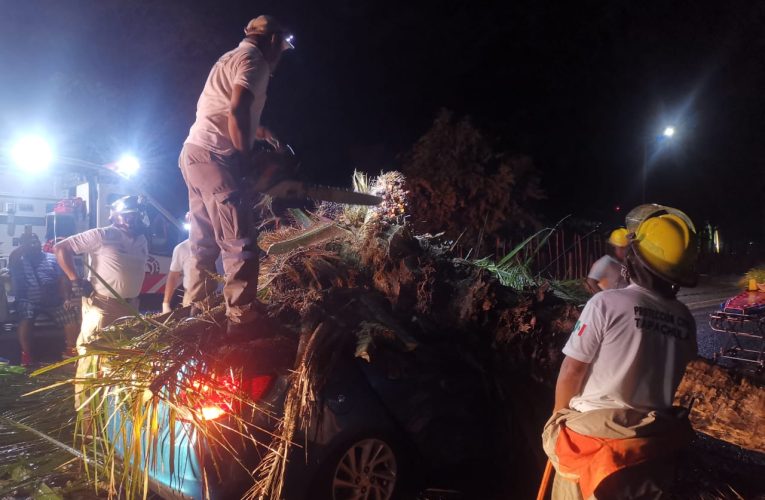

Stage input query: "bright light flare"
[
  {"left": 283, "top": 34, "right": 295, "bottom": 50},
  {"left": 115, "top": 154, "right": 140, "bottom": 178},
  {"left": 713, "top": 229, "right": 721, "bottom": 254},
  {"left": 200, "top": 406, "right": 226, "bottom": 420},
  {"left": 183, "top": 222, "right": 191, "bottom": 232},
  {"left": 663, "top": 126, "right": 676, "bottom": 138},
  {"left": 11, "top": 135, "right": 53, "bottom": 173}
]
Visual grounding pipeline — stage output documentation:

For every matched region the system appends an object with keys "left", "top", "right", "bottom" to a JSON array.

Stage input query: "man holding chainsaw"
[{"left": 179, "top": 15, "right": 293, "bottom": 336}]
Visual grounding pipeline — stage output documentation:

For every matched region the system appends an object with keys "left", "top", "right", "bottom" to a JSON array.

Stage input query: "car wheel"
[{"left": 328, "top": 437, "right": 401, "bottom": 500}]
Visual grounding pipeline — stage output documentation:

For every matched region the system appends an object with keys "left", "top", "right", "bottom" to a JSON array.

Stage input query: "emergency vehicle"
[{"left": 0, "top": 165, "right": 183, "bottom": 315}]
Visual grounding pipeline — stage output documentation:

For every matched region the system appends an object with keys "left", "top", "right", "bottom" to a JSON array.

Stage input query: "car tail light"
[{"left": 178, "top": 373, "right": 274, "bottom": 422}]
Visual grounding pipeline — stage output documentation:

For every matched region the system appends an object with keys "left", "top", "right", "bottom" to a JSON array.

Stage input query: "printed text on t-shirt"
[{"left": 633, "top": 306, "right": 691, "bottom": 339}]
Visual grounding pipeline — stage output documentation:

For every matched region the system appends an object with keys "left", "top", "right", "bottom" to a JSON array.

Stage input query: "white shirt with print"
[
  {"left": 63, "top": 226, "right": 148, "bottom": 299},
  {"left": 563, "top": 284, "right": 697, "bottom": 413}
]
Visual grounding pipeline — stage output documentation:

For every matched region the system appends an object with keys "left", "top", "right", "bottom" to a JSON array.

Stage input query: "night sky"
[{"left": 1, "top": 1, "right": 763, "bottom": 242}]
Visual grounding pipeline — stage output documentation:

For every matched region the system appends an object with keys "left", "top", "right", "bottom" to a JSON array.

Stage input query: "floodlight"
[
  {"left": 11, "top": 135, "right": 52, "bottom": 173},
  {"left": 115, "top": 154, "right": 140, "bottom": 178}
]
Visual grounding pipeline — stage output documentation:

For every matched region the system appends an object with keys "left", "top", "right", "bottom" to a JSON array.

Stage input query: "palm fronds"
[
  {"left": 29, "top": 300, "right": 295, "bottom": 500},
  {"left": 0, "top": 371, "right": 92, "bottom": 498},
  {"left": 472, "top": 228, "right": 555, "bottom": 291},
  {"left": 264, "top": 222, "right": 351, "bottom": 256}
]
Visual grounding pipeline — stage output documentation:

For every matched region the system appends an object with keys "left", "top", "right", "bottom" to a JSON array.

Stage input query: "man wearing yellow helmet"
[
  {"left": 543, "top": 205, "right": 698, "bottom": 499},
  {"left": 585, "top": 228, "right": 629, "bottom": 294}
]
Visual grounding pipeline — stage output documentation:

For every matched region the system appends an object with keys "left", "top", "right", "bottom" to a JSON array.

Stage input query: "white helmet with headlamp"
[{"left": 110, "top": 195, "right": 147, "bottom": 235}]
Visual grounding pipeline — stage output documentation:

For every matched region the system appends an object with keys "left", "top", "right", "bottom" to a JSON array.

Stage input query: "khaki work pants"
[
  {"left": 74, "top": 294, "right": 138, "bottom": 409},
  {"left": 178, "top": 143, "right": 260, "bottom": 323}
]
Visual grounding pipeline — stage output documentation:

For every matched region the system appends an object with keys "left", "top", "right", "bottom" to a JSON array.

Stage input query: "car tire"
[{"left": 312, "top": 433, "right": 416, "bottom": 500}]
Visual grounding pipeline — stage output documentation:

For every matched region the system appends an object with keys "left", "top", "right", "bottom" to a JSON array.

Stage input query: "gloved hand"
[
  {"left": 70, "top": 278, "right": 93, "bottom": 299},
  {"left": 162, "top": 302, "right": 172, "bottom": 314}
]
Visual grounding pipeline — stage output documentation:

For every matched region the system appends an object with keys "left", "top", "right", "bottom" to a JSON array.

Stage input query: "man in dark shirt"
[{"left": 9, "top": 232, "right": 79, "bottom": 366}]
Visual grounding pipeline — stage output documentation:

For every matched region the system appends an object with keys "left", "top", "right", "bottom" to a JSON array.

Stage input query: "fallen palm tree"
[{"left": 24, "top": 170, "right": 764, "bottom": 499}]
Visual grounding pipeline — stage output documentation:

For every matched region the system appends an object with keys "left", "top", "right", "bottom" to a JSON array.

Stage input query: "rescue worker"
[
  {"left": 585, "top": 228, "right": 629, "bottom": 294},
  {"left": 543, "top": 206, "right": 698, "bottom": 499},
  {"left": 9, "top": 231, "right": 79, "bottom": 366},
  {"left": 179, "top": 15, "right": 293, "bottom": 336},
  {"left": 54, "top": 195, "right": 148, "bottom": 407}
]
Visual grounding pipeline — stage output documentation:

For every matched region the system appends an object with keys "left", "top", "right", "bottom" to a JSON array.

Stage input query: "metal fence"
[{"left": 492, "top": 230, "right": 607, "bottom": 282}]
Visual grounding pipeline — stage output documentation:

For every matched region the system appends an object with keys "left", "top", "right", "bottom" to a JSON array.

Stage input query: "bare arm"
[
  {"left": 585, "top": 278, "right": 602, "bottom": 295},
  {"left": 553, "top": 356, "right": 591, "bottom": 412},
  {"left": 163, "top": 271, "right": 182, "bottom": 305},
  {"left": 228, "top": 84, "right": 255, "bottom": 159},
  {"left": 58, "top": 274, "right": 71, "bottom": 301},
  {"left": 54, "top": 241, "right": 79, "bottom": 282}
]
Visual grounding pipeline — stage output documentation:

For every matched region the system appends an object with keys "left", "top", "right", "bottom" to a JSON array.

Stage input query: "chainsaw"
[{"left": 246, "top": 141, "right": 381, "bottom": 207}]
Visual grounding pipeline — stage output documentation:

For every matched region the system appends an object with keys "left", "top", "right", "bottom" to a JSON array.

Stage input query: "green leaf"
[
  {"left": 267, "top": 223, "right": 351, "bottom": 255},
  {"left": 288, "top": 208, "right": 314, "bottom": 229}
]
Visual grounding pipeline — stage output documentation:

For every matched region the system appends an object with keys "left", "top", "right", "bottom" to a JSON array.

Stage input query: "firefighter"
[
  {"left": 54, "top": 195, "right": 148, "bottom": 408},
  {"left": 543, "top": 206, "right": 698, "bottom": 499},
  {"left": 179, "top": 15, "right": 293, "bottom": 336},
  {"left": 585, "top": 228, "right": 629, "bottom": 294}
]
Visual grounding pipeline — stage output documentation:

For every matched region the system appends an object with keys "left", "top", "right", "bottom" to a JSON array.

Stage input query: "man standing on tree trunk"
[
  {"left": 179, "top": 15, "right": 293, "bottom": 336},
  {"left": 543, "top": 206, "right": 698, "bottom": 499}
]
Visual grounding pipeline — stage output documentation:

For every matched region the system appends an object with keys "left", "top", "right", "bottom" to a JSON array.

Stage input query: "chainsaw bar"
[{"left": 263, "top": 179, "right": 382, "bottom": 206}]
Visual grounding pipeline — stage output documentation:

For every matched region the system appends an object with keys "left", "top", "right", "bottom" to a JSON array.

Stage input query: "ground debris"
[{"left": 675, "top": 359, "right": 765, "bottom": 452}]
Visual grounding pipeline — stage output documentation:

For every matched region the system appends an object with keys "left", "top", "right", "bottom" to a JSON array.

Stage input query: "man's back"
[
  {"left": 588, "top": 254, "right": 627, "bottom": 290},
  {"left": 565, "top": 284, "right": 696, "bottom": 412},
  {"left": 185, "top": 40, "right": 271, "bottom": 155}
]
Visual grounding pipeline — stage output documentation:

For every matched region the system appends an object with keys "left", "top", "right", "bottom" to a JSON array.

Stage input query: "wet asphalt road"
[{"left": 678, "top": 274, "right": 763, "bottom": 371}]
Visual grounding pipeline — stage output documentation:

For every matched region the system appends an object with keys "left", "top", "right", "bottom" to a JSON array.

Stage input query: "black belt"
[{"left": 91, "top": 292, "right": 137, "bottom": 302}]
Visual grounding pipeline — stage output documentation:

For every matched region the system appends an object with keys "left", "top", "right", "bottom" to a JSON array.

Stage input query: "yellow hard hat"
[
  {"left": 608, "top": 228, "right": 629, "bottom": 247},
  {"left": 632, "top": 212, "right": 698, "bottom": 287}
]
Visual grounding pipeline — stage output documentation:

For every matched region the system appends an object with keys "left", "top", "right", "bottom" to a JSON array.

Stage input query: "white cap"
[{"left": 244, "top": 15, "right": 294, "bottom": 49}]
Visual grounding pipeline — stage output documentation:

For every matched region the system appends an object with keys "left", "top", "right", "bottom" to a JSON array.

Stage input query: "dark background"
[{"left": 1, "top": 0, "right": 764, "bottom": 242}]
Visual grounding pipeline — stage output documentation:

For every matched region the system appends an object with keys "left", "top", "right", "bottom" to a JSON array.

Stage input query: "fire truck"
[{"left": 0, "top": 166, "right": 183, "bottom": 317}]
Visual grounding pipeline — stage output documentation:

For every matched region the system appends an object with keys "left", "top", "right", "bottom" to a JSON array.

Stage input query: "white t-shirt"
[
  {"left": 588, "top": 255, "right": 627, "bottom": 290},
  {"left": 169, "top": 239, "right": 224, "bottom": 292},
  {"left": 62, "top": 226, "right": 148, "bottom": 299},
  {"left": 563, "top": 284, "right": 696, "bottom": 413},
  {"left": 169, "top": 239, "right": 192, "bottom": 291},
  {"left": 185, "top": 39, "right": 271, "bottom": 155}
]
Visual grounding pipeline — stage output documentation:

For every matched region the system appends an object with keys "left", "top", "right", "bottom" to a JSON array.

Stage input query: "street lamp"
[{"left": 642, "top": 125, "right": 676, "bottom": 203}]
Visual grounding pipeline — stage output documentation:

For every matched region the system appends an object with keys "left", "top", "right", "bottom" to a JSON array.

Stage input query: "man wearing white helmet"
[
  {"left": 179, "top": 15, "right": 293, "bottom": 335},
  {"left": 55, "top": 195, "right": 149, "bottom": 408},
  {"left": 542, "top": 205, "right": 699, "bottom": 499}
]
